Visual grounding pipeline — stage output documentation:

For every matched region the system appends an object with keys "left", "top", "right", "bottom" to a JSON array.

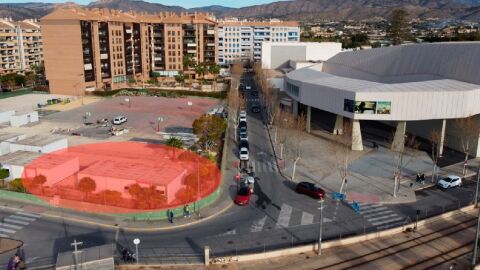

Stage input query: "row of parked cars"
[{"left": 238, "top": 110, "right": 249, "bottom": 161}]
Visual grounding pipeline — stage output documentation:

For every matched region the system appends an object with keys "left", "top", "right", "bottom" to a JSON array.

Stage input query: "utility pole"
[
  {"left": 71, "top": 239, "right": 83, "bottom": 270},
  {"left": 317, "top": 199, "right": 324, "bottom": 255}
]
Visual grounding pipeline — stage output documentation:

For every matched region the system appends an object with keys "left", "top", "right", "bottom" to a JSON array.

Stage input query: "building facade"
[
  {"left": 284, "top": 42, "right": 480, "bottom": 155},
  {"left": 41, "top": 8, "right": 217, "bottom": 95},
  {"left": 0, "top": 18, "right": 43, "bottom": 75},
  {"left": 218, "top": 19, "right": 300, "bottom": 65}
]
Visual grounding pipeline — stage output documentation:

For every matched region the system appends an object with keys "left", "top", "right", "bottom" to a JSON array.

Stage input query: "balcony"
[{"left": 187, "top": 43, "right": 196, "bottom": 47}]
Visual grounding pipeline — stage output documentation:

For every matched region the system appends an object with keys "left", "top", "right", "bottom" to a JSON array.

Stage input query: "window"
[{"left": 286, "top": 82, "right": 299, "bottom": 97}]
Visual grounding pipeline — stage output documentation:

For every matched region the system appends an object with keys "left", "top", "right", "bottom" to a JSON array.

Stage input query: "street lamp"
[
  {"left": 317, "top": 199, "right": 324, "bottom": 255},
  {"left": 133, "top": 238, "right": 140, "bottom": 264},
  {"left": 157, "top": 116, "right": 164, "bottom": 132},
  {"left": 196, "top": 157, "right": 201, "bottom": 217}
]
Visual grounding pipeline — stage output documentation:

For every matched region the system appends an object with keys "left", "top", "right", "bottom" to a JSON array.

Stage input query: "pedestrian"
[
  {"left": 6, "top": 256, "right": 14, "bottom": 270},
  {"left": 168, "top": 209, "right": 174, "bottom": 223},
  {"left": 416, "top": 173, "right": 420, "bottom": 183},
  {"left": 121, "top": 247, "right": 128, "bottom": 262},
  {"left": 183, "top": 204, "right": 191, "bottom": 218},
  {"left": 410, "top": 182, "right": 414, "bottom": 189},
  {"left": 420, "top": 173, "right": 425, "bottom": 185},
  {"left": 16, "top": 259, "right": 25, "bottom": 270}
]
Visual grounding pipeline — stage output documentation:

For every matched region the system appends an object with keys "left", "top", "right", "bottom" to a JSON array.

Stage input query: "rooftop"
[
  {"left": 0, "top": 133, "right": 23, "bottom": 142},
  {"left": 13, "top": 135, "right": 66, "bottom": 147},
  {"left": 0, "top": 151, "right": 42, "bottom": 166}
]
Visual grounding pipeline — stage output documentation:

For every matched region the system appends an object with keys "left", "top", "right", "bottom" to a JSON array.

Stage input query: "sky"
[{"left": 2, "top": 0, "right": 288, "bottom": 8}]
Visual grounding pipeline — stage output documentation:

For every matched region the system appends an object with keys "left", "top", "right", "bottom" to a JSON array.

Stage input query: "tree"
[
  {"left": 227, "top": 90, "right": 246, "bottom": 142},
  {"left": 387, "top": 8, "right": 412, "bottom": 45},
  {"left": 101, "top": 190, "right": 123, "bottom": 206},
  {"left": 390, "top": 134, "right": 420, "bottom": 197},
  {"left": 183, "top": 55, "right": 196, "bottom": 87},
  {"left": 1, "top": 73, "right": 17, "bottom": 90},
  {"left": 78, "top": 177, "right": 96, "bottom": 200},
  {"left": 289, "top": 113, "right": 306, "bottom": 180},
  {"left": 9, "top": 178, "right": 25, "bottom": 193},
  {"left": 209, "top": 64, "right": 221, "bottom": 90},
  {"left": 429, "top": 129, "right": 445, "bottom": 183},
  {"left": 275, "top": 108, "right": 292, "bottom": 159},
  {"left": 230, "top": 62, "right": 243, "bottom": 91},
  {"left": 175, "top": 72, "right": 185, "bottom": 84},
  {"left": 331, "top": 121, "right": 353, "bottom": 194},
  {"left": 454, "top": 117, "right": 480, "bottom": 175},
  {"left": 194, "top": 62, "right": 207, "bottom": 84},
  {"left": 192, "top": 115, "right": 227, "bottom": 151},
  {"left": 0, "top": 169, "right": 9, "bottom": 187},
  {"left": 166, "top": 137, "right": 184, "bottom": 149},
  {"left": 14, "top": 74, "right": 26, "bottom": 87}
]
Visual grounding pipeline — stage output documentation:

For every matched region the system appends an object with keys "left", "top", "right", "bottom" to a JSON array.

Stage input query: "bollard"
[{"left": 204, "top": 246, "right": 210, "bottom": 266}]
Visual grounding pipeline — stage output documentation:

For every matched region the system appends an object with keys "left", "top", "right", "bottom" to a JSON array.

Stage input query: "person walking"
[
  {"left": 183, "top": 205, "right": 191, "bottom": 218},
  {"left": 168, "top": 209, "right": 174, "bottom": 223},
  {"left": 420, "top": 173, "right": 425, "bottom": 185},
  {"left": 416, "top": 173, "right": 420, "bottom": 183}
]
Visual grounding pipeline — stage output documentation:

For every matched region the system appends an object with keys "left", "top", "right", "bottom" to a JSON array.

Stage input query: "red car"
[
  {"left": 235, "top": 187, "right": 252, "bottom": 205},
  {"left": 296, "top": 182, "right": 325, "bottom": 199}
]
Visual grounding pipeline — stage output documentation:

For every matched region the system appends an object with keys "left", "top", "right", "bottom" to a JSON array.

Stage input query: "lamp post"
[
  {"left": 196, "top": 157, "right": 201, "bottom": 217},
  {"left": 157, "top": 116, "right": 164, "bottom": 132},
  {"left": 133, "top": 238, "right": 140, "bottom": 264},
  {"left": 317, "top": 198, "right": 324, "bottom": 255}
]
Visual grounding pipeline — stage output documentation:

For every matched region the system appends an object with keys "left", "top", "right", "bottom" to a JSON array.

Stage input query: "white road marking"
[
  {"left": 276, "top": 204, "right": 293, "bottom": 228},
  {"left": 364, "top": 210, "right": 393, "bottom": 218},
  {"left": 0, "top": 233, "right": 9, "bottom": 238},
  {"left": 16, "top": 212, "right": 41, "bottom": 218},
  {"left": 0, "top": 227, "right": 16, "bottom": 234},
  {"left": 371, "top": 217, "right": 404, "bottom": 226},
  {"left": 4, "top": 218, "right": 29, "bottom": 225},
  {"left": 250, "top": 216, "right": 267, "bottom": 232},
  {"left": 9, "top": 215, "right": 36, "bottom": 222},
  {"left": 0, "top": 223, "right": 22, "bottom": 230},
  {"left": 26, "top": 257, "right": 39, "bottom": 264},
  {"left": 361, "top": 206, "right": 388, "bottom": 214},
  {"left": 367, "top": 214, "right": 399, "bottom": 222},
  {"left": 300, "top": 212, "right": 314, "bottom": 225}
]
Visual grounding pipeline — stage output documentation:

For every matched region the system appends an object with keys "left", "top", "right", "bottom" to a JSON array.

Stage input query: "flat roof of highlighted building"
[{"left": 285, "top": 42, "right": 480, "bottom": 121}]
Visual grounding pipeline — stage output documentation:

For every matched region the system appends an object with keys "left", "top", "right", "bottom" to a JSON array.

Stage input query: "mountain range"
[{"left": 1, "top": 0, "right": 480, "bottom": 21}]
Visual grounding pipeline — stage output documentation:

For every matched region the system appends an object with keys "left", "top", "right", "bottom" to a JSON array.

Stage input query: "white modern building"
[
  {"left": 284, "top": 42, "right": 480, "bottom": 155},
  {"left": 261, "top": 42, "right": 342, "bottom": 70},
  {"left": 9, "top": 135, "right": 68, "bottom": 154},
  {"left": 218, "top": 19, "right": 300, "bottom": 65}
]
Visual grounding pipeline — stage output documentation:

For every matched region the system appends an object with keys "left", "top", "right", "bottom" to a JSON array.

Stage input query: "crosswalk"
[
  {"left": 0, "top": 211, "right": 41, "bottom": 238},
  {"left": 360, "top": 203, "right": 406, "bottom": 230},
  {"left": 251, "top": 160, "right": 279, "bottom": 173},
  {"left": 245, "top": 98, "right": 260, "bottom": 102},
  {"left": 217, "top": 203, "right": 329, "bottom": 237}
]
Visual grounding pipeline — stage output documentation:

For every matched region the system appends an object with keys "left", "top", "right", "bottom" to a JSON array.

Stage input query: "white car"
[
  {"left": 239, "top": 111, "right": 247, "bottom": 122},
  {"left": 239, "top": 147, "right": 249, "bottom": 160},
  {"left": 239, "top": 133, "right": 248, "bottom": 141},
  {"left": 112, "top": 115, "right": 127, "bottom": 125},
  {"left": 437, "top": 175, "right": 462, "bottom": 189},
  {"left": 245, "top": 86, "right": 252, "bottom": 90},
  {"left": 239, "top": 110, "right": 247, "bottom": 117}
]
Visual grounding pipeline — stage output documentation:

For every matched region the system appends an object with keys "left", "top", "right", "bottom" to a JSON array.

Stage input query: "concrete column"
[
  {"left": 293, "top": 100, "right": 298, "bottom": 118},
  {"left": 439, "top": 119, "right": 446, "bottom": 157},
  {"left": 391, "top": 121, "right": 406, "bottom": 152},
  {"left": 204, "top": 245, "right": 210, "bottom": 266},
  {"left": 352, "top": 120, "right": 363, "bottom": 151},
  {"left": 306, "top": 105, "right": 311, "bottom": 133},
  {"left": 333, "top": 115, "right": 343, "bottom": 135}
]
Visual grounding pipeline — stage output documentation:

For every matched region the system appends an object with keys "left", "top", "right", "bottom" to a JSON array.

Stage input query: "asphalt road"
[{"left": 0, "top": 72, "right": 478, "bottom": 267}]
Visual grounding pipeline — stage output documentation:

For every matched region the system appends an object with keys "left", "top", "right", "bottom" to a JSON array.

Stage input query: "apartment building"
[
  {"left": 41, "top": 8, "right": 217, "bottom": 95},
  {"left": 218, "top": 19, "right": 300, "bottom": 65},
  {"left": 0, "top": 18, "right": 43, "bottom": 75}
]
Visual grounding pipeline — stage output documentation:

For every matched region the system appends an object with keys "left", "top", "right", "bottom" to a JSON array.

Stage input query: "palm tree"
[
  {"left": 208, "top": 64, "right": 221, "bottom": 91},
  {"left": 183, "top": 55, "right": 195, "bottom": 88},
  {"left": 195, "top": 62, "right": 206, "bottom": 88}
]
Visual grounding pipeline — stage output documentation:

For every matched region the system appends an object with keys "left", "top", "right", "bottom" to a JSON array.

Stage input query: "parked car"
[
  {"left": 239, "top": 147, "right": 249, "bottom": 160},
  {"left": 112, "top": 115, "right": 127, "bottom": 125},
  {"left": 235, "top": 186, "right": 252, "bottom": 205},
  {"left": 296, "top": 181, "right": 325, "bottom": 199},
  {"left": 239, "top": 140, "right": 249, "bottom": 150},
  {"left": 240, "top": 133, "right": 248, "bottom": 141},
  {"left": 239, "top": 110, "right": 247, "bottom": 122},
  {"left": 251, "top": 91, "right": 259, "bottom": 97},
  {"left": 239, "top": 83, "right": 245, "bottom": 91},
  {"left": 246, "top": 85, "right": 252, "bottom": 90},
  {"left": 437, "top": 175, "right": 462, "bottom": 190},
  {"left": 239, "top": 120, "right": 247, "bottom": 129},
  {"left": 251, "top": 104, "right": 261, "bottom": 113},
  {"left": 239, "top": 126, "right": 247, "bottom": 136}
]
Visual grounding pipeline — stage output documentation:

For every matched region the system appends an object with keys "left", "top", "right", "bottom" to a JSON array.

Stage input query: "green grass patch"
[{"left": 0, "top": 88, "right": 33, "bottom": 99}]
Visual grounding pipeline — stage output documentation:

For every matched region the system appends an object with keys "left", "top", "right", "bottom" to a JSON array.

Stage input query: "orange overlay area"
[{"left": 21, "top": 142, "right": 221, "bottom": 214}]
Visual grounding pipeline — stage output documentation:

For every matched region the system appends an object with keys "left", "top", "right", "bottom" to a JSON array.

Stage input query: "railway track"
[{"left": 316, "top": 214, "right": 477, "bottom": 270}]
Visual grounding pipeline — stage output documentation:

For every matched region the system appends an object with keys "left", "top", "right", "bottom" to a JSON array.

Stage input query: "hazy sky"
[{"left": 3, "top": 0, "right": 289, "bottom": 8}]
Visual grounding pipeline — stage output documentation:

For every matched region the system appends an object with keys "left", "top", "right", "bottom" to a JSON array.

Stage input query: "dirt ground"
[{"left": 0, "top": 238, "right": 22, "bottom": 254}]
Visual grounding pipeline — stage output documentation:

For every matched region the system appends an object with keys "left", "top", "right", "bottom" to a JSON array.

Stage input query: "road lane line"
[
  {"left": 300, "top": 212, "right": 314, "bottom": 225},
  {"left": 367, "top": 214, "right": 399, "bottom": 222},
  {"left": 16, "top": 212, "right": 41, "bottom": 218},
  {"left": 371, "top": 217, "right": 404, "bottom": 226},
  {"left": 364, "top": 210, "right": 393, "bottom": 218},
  {"left": 250, "top": 216, "right": 267, "bottom": 232},
  {"left": 4, "top": 218, "right": 29, "bottom": 225},
  {"left": 9, "top": 215, "right": 36, "bottom": 222},
  {"left": 276, "top": 204, "right": 293, "bottom": 228},
  {"left": 0, "top": 227, "right": 16, "bottom": 234},
  {"left": 0, "top": 223, "right": 22, "bottom": 230}
]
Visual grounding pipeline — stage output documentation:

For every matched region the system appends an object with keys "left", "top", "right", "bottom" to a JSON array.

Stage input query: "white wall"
[
  {"left": 1, "top": 164, "right": 24, "bottom": 181},
  {"left": 269, "top": 77, "right": 284, "bottom": 91},
  {"left": 0, "top": 111, "right": 15, "bottom": 124},
  {"left": 42, "top": 138, "right": 68, "bottom": 153},
  {"left": 9, "top": 111, "right": 39, "bottom": 127},
  {"left": 0, "top": 134, "right": 26, "bottom": 156}
]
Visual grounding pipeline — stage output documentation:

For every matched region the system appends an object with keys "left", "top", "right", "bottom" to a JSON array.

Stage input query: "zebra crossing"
[
  {"left": 360, "top": 202, "right": 406, "bottom": 230},
  {"left": 0, "top": 211, "right": 41, "bottom": 238},
  {"left": 217, "top": 203, "right": 330, "bottom": 237}
]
